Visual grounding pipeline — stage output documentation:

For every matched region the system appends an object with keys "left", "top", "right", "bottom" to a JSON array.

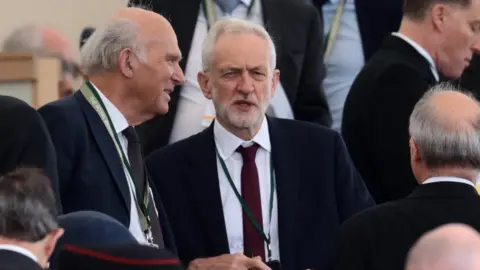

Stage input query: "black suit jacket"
[
  {"left": 312, "top": 0, "right": 403, "bottom": 61},
  {"left": 0, "top": 250, "right": 42, "bottom": 270},
  {"left": 341, "top": 35, "right": 438, "bottom": 204},
  {"left": 37, "top": 91, "right": 176, "bottom": 253},
  {"left": 146, "top": 117, "right": 374, "bottom": 269},
  {"left": 129, "top": 0, "right": 332, "bottom": 156},
  {"left": 335, "top": 182, "right": 480, "bottom": 270}
]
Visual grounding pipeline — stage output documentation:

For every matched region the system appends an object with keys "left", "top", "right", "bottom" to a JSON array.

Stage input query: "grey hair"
[
  {"left": 2, "top": 24, "right": 47, "bottom": 54},
  {"left": 0, "top": 168, "right": 59, "bottom": 242},
  {"left": 201, "top": 18, "right": 276, "bottom": 72},
  {"left": 408, "top": 82, "right": 480, "bottom": 170},
  {"left": 80, "top": 18, "right": 146, "bottom": 76}
]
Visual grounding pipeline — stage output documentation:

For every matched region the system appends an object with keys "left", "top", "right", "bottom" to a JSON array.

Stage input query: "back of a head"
[
  {"left": 0, "top": 167, "right": 58, "bottom": 242},
  {"left": 0, "top": 95, "right": 55, "bottom": 179},
  {"left": 403, "top": 0, "right": 471, "bottom": 21},
  {"left": 405, "top": 223, "right": 480, "bottom": 270},
  {"left": 408, "top": 83, "right": 480, "bottom": 178}
]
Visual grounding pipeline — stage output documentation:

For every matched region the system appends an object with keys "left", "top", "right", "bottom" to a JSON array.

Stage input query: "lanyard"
[
  {"left": 202, "top": 0, "right": 256, "bottom": 30},
  {"left": 323, "top": 0, "right": 346, "bottom": 59},
  {"left": 80, "top": 81, "right": 152, "bottom": 235},
  {"left": 215, "top": 146, "right": 275, "bottom": 260}
]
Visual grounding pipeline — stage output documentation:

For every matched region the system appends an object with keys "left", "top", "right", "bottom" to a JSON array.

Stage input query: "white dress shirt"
[
  {"left": 91, "top": 83, "right": 147, "bottom": 244},
  {"left": 169, "top": 0, "right": 293, "bottom": 144},
  {"left": 214, "top": 117, "right": 280, "bottom": 260},
  {"left": 423, "top": 176, "right": 475, "bottom": 187},
  {"left": 0, "top": 244, "right": 37, "bottom": 262},
  {"left": 322, "top": 0, "right": 364, "bottom": 132},
  {"left": 392, "top": 32, "right": 440, "bottom": 82}
]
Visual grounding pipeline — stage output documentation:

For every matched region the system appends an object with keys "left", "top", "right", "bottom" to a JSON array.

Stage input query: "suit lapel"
[
  {"left": 74, "top": 92, "right": 130, "bottom": 211},
  {"left": 186, "top": 125, "right": 230, "bottom": 255},
  {"left": 268, "top": 118, "right": 300, "bottom": 262}
]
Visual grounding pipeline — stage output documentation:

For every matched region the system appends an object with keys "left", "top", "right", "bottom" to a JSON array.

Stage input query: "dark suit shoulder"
[
  {"left": 271, "top": 118, "right": 337, "bottom": 143},
  {"left": 38, "top": 95, "right": 83, "bottom": 126}
]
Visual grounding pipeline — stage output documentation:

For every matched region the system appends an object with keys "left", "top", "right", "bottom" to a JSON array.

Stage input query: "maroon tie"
[{"left": 237, "top": 144, "right": 265, "bottom": 260}]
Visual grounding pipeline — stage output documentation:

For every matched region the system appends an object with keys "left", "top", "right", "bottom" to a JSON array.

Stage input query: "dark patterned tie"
[
  {"left": 237, "top": 144, "right": 265, "bottom": 260},
  {"left": 123, "top": 126, "right": 164, "bottom": 247}
]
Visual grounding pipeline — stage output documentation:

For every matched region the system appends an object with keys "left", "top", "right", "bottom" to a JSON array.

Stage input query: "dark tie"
[
  {"left": 216, "top": 0, "right": 242, "bottom": 14},
  {"left": 237, "top": 144, "right": 265, "bottom": 260},
  {"left": 123, "top": 126, "right": 164, "bottom": 247}
]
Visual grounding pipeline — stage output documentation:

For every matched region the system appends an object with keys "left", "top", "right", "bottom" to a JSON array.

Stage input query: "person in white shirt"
[
  {"left": 406, "top": 223, "right": 480, "bottom": 270},
  {"left": 0, "top": 168, "right": 63, "bottom": 270}
]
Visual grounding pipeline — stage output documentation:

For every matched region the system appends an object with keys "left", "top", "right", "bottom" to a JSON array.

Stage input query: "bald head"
[
  {"left": 109, "top": 7, "right": 175, "bottom": 48},
  {"left": 406, "top": 224, "right": 480, "bottom": 270},
  {"left": 408, "top": 83, "right": 480, "bottom": 179},
  {"left": 80, "top": 6, "right": 179, "bottom": 76},
  {"left": 429, "top": 90, "right": 480, "bottom": 132}
]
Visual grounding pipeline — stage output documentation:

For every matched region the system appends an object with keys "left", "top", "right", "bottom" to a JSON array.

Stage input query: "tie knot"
[
  {"left": 122, "top": 126, "right": 140, "bottom": 143},
  {"left": 216, "top": 0, "right": 242, "bottom": 14},
  {"left": 237, "top": 144, "right": 259, "bottom": 162}
]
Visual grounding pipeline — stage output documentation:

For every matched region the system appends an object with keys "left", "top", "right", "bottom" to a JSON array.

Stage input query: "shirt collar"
[
  {"left": 392, "top": 32, "right": 440, "bottom": 82},
  {"left": 0, "top": 244, "right": 38, "bottom": 262},
  {"left": 214, "top": 116, "right": 271, "bottom": 160},
  {"left": 90, "top": 82, "right": 129, "bottom": 134},
  {"left": 423, "top": 176, "right": 475, "bottom": 187},
  {"left": 240, "top": 0, "right": 251, "bottom": 6}
]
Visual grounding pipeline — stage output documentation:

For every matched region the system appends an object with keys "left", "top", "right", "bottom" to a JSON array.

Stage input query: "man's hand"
[{"left": 188, "top": 253, "right": 271, "bottom": 270}]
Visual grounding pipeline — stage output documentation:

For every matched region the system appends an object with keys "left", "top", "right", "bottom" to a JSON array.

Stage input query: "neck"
[
  {"left": 418, "top": 167, "right": 478, "bottom": 184},
  {"left": 89, "top": 75, "right": 145, "bottom": 126},
  {"left": 398, "top": 18, "right": 438, "bottom": 64},
  {"left": 0, "top": 237, "right": 44, "bottom": 266},
  {"left": 216, "top": 117, "right": 263, "bottom": 141}
]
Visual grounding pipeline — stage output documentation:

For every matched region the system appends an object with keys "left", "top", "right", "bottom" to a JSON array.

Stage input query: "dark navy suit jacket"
[
  {"left": 146, "top": 117, "right": 374, "bottom": 269},
  {"left": 38, "top": 91, "right": 176, "bottom": 253}
]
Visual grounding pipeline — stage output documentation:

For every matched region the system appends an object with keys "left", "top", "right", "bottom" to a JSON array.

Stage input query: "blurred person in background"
[
  {"left": 335, "top": 85, "right": 480, "bottom": 270},
  {"left": 2, "top": 24, "right": 79, "bottom": 98},
  {"left": 0, "top": 95, "right": 61, "bottom": 213},
  {"left": 342, "top": 0, "right": 480, "bottom": 204},
  {"left": 129, "top": 0, "right": 332, "bottom": 156},
  {"left": 405, "top": 224, "right": 480, "bottom": 270},
  {"left": 310, "top": 0, "right": 402, "bottom": 131},
  {"left": 0, "top": 168, "right": 63, "bottom": 270}
]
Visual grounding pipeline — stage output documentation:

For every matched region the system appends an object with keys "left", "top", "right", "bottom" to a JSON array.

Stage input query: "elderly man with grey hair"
[
  {"left": 2, "top": 25, "right": 78, "bottom": 98},
  {"left": 405, "top": 223, "right": 480, "bottom": 270},
  {"left": 38, "top": 6, "right": 184, "bottom": 251},
  {"left": 146, "top": 17, "right": 373, "bottom": 270},
  {"left": 334, "top": 83, "right": 480, "bottom": 270},
  {"left": 0, "top": 168, "right": 63, "bottom": 270}
]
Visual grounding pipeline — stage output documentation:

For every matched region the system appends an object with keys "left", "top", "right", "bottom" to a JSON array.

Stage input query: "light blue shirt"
[{"left": 322, "top": 0, "right": 364, "bottom": 132}]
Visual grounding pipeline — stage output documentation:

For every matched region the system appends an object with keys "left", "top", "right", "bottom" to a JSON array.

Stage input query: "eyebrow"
[{"left": 166, "top": 53, "right": 182, "bottom": 62}]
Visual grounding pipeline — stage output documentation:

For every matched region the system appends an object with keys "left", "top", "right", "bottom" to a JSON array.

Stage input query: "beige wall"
[{"left": 0, "top": 0, "right": 129, "bottom": 60}]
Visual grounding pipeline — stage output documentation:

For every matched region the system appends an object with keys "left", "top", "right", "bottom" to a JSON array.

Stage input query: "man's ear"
[
  {"left": 409, "top": 137, "right": 421, "bottom": 162},
  {"left": 118, "top": 48, "right": 135, "bottom": 78},
  {"left": 431, "top": 3, "right": 449, "bottom": 32},
  {"left": 198, "top": 71, "right": 213, "bottom": 100}
]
